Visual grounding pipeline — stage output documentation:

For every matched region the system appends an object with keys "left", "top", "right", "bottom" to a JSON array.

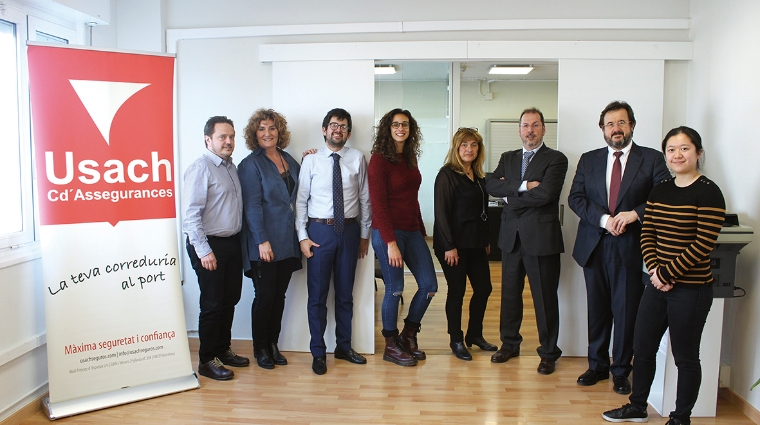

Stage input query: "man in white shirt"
[
  {"left": 296, "top": 108, "right": 372, "bottom": 375},
  {"left": 183, "top": 116, "right": 249, "bottom": 381}
]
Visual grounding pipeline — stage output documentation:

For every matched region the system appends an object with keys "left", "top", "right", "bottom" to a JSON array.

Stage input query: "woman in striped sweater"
[{"left": 603, "top": 126, "right": 725, "bottom": 425}]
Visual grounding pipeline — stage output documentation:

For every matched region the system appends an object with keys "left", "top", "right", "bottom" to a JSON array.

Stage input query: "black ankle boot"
[
  {"left": 270, "top": 343, "right": 287, "bottom": 366},
  {"left": 450, "top": 341, "right": 472, "bottom": 360},
  {"left": 255, "top": 348, "right": 275, "bottom": 369}
]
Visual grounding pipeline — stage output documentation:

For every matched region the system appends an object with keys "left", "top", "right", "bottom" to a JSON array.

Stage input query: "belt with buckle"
[{"left": 309, "top": 217, "right": 357, "bottom": 225}]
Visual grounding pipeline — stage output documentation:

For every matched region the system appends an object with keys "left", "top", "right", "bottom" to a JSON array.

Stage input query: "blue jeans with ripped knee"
[{"left": 372, "top": 229, "right": 438, "bottom": 331}]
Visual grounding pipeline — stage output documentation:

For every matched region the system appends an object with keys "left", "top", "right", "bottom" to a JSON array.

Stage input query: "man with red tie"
[{"left": 568, "top": 101, "right": 670, "bottom": 395}]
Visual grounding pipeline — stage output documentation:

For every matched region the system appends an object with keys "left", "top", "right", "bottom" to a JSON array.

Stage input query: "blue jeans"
[
  {"left": 372, "top": 229, "right": 438, "bottom": 331},
  {"left": 629, "top": 281, "right": 713, "bottom": 424}
]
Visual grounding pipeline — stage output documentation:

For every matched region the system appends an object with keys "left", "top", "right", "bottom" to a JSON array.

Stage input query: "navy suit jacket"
[
  {"left": 568, "top": 142, "right": 669, "bottom": 270},
  {"left": 486, "top": 144, "right": 568, "bottom": 256},
  {"left": 238, "top": 147, "right": 302, "bottom": 273}
]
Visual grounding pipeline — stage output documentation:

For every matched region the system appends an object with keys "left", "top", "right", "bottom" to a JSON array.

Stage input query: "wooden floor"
[{"left": 21, "top": 252, "right": 755, "bottom": 424}]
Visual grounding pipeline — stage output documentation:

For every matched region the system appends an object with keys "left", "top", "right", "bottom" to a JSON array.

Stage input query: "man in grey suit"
[
  {"left": 568, "top": 101, "right": 669, "bottom": 394},
  {"left": 485, "top": 107, "right": 568, "bottom": 375}
]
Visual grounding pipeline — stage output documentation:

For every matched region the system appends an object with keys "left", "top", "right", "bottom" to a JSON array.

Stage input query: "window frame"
[
  {"left": 0, "top": 8, "right": 34, "bottom": 253},
  {"left": 0, "top": 4, "right": 82, "bottom": 268}
]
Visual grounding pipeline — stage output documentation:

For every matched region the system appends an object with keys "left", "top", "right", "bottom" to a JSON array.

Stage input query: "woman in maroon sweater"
[{"left": 369, "top": 108, "right": 438, "bottom": 367}]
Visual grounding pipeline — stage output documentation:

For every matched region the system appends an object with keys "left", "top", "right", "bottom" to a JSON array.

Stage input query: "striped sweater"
[{"left": 641, "top": 176, "right": 726, "bottom": 285}]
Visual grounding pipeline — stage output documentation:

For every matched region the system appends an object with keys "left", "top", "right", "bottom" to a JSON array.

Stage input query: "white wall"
[
  {"left": 164, "top": 0, "right": 690, "bottom": 29},
  {"left": 688, "top": 0, "right": 760, "bottom": 411},
  {"left": 0, "top": 260, "right": 48, "bottom": 422},
  {"left": 272, "top": 60, "right": 376, "bottom": 353},
  {"left": 557, "top": 59, "right": 665, "bottom": 356}
]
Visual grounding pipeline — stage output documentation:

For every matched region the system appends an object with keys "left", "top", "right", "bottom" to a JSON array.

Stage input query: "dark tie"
[
  {"left": 521, "top": 151, "right": 535, "bottom": 180},
  {"left": 331, "top": 153, "right": 344, "bottom": 235},
  {"left": 609, "top": 151, "right": 623, "bottom": 216}
]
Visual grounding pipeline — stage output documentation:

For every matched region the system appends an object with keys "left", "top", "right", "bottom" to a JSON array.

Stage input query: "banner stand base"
[{"left": 41, "top": 373, "right": 199, "bottom": 420}]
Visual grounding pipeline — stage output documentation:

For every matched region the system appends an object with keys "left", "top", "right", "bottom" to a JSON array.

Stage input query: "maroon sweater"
[{"left": 368, "top": 153, "right": 425, "bottom": 243}]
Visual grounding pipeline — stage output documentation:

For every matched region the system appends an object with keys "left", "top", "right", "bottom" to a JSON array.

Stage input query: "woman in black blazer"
[{"left": 433, "top": 127, "right": 496, "bottom": 360}]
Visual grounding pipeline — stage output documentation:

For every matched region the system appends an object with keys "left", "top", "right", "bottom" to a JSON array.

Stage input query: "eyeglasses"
[
  {"left": 456, "top": 127, "right": 478, "bottom": 133},
  {"left": 602, "top": 120, "right": 630, "bottom": 130},
  {"left": 328, "top": 122, "right": 350, "bottom": 131},
  {"left": 520, "top": 123, "right": 543, "bottom": 130},
  {"left": 391, "top": 121, "right": 410, "bottom": 129}
]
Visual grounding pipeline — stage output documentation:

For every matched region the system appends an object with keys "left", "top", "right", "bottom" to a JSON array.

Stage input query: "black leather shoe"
[
  {"left": 270, "top": 343, "right": 287, "bottom": 366},
  {"left": 613, "top": 375, "right": 632, "bottom": 395},
  {"left": 537, "top": 357, "right": 555, "bottom": 375},
  {"left": 334, "top": 348, "right": 367, "bottom": 364},
  {"left": 218, "top": 348, "right": 250, "bottom": 367},
  {"left": 198, "top": 358, "right": 234, "bottom": 380},
  {"left": 450, "top": 341, "right": 472, "bottom": 361},
  {"left": 255, "top": 348, "right": 275, "bottom": 369},
  {"left": 312, "top": 355, "right": 327, "bottom": 375},
  {"left": 465, "top": 335, "right": 498, "bottom": 351},
  {"left": 491, "top": 346, "right": 519, "bottom": 363},
  {"left": 577, "top": 369, "right": 609, "bottom": 386}
]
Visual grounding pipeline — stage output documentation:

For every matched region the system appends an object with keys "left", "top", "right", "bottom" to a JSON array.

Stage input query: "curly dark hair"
[
  {"left": 243, "top": 108, "right": 291, "bottom": 151},
  {"left": 371, "top": 108, "right": 422, "bottom": 168}
]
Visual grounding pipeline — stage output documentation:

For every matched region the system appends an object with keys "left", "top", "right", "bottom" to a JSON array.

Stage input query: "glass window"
[{"left": 0, "top": 19, "right": 24, "bottom": 239}]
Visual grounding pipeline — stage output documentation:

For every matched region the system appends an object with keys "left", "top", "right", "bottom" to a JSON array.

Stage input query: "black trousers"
[
  {"left": 583, "top": 234, "right": 645, "bottom": 377},
  {"left": 248, "top": 259, "right": 296, "bottom": 353},
  {"left": 629, "top": 282, "right": 712, "bottom": 423},
  {"left": 499, "top": 233, "right": 562, "bottom": 360},
  {"left": 436, "top": 247, "right": 492, "bottom": 342},
  {"left": 186, "top": 235, "right": 243, "bottom": 364}
]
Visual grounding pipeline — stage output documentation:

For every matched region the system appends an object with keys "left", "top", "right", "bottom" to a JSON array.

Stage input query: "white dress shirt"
[{"left": 295, "top": 146, "right": 372, "bottom": 241}]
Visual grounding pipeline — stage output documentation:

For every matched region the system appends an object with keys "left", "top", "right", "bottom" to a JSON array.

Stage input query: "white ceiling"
[{"left": 375, "top": 61, "right": 559, "bottom": 81}]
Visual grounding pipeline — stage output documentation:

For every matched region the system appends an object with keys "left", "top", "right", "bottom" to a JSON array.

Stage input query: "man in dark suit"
[
  {"left": 485, "top": 107, "right": 568, "bottom": 375},
  {"left": 568, "top": 101, "right": 669, "bottom": 394}
]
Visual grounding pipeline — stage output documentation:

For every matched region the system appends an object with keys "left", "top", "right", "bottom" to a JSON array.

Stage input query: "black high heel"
[{"left": 465, "top": 335, "right": 498, "bottom": 351}]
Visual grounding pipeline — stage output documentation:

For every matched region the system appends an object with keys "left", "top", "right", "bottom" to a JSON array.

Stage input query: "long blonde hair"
[{"left": 442, "top": 127, "right": 485, "bottom": 178}]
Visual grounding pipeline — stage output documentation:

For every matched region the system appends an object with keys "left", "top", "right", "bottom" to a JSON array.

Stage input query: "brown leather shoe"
[
  {"left": 383, "top": 336, "right": 417, "bottom": 366},
  {"left": 198, "top": 358, "right": 234, "bottom": 380},
  {"left": 399, "top": 321, "right": 426, "bottom": 360},
  {"left": 491, "top": 346, "right": 519, "bottom": 363},
  {"left": 537, "top": 357, "right": 555, "bottom": 375}
]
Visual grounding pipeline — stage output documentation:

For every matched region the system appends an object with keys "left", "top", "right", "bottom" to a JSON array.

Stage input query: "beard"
[
  {"left": 327, "top": 138, "right": 347, "bottom": 150},
  {"left": 605, "top": 131, "right": 633, "bottom": 150}
]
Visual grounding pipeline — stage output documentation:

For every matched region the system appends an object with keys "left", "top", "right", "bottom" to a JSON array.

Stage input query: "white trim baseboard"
[{"left": 0, "top": 332, "right": 46, "bottom": 368}]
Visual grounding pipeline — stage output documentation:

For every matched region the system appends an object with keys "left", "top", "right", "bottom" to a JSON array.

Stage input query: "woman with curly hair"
[
  {"left": 369, "top": 108, "right": 437, "bottom": 367},
  {"left": 238, "top": 108, "right": 301, "bottom": 369}
]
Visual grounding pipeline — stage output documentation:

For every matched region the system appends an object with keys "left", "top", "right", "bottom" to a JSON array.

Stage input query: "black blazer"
[
  {"left": 486, "top": 144, "right": 568, "bottom": 256},
  {"left": 568, "top": 142, "right": 670, "bottom": 270}
]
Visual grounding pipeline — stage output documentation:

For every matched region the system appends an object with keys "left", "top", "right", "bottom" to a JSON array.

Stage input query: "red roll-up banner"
[{"left": 27, "top": 44, "right": 198, "bottom": 419}]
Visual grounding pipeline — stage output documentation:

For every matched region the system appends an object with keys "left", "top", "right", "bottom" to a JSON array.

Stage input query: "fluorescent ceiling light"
[
  {"left": 489, "top": 66, "right": 533, "bottom": 75},
  {"left": 374, "top": 65, "right": 396, "bottom": 75}
]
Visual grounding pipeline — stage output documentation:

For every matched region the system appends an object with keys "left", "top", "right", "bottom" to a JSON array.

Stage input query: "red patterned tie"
[{"left": 609, "top": 151, "right": 623, "bottom": 216}]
